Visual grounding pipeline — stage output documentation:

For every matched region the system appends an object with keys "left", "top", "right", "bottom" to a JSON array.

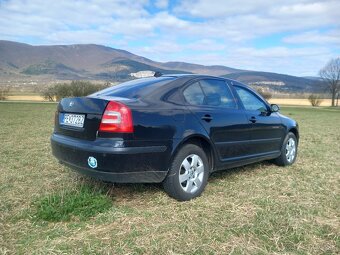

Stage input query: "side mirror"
[{"left": 271, "top": 104, "right": 280, "bottom": 112}]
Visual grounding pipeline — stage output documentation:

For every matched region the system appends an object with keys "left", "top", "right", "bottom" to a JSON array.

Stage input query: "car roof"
[
  {"left": 162, "top": 74, "right": 220, "bottom": 79},
  {"left": 161, "top": 73, "right": 249, "bottom": 88}
]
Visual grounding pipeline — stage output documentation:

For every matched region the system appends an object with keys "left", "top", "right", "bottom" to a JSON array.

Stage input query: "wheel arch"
[
  {"left": 171, "top": 135, "right": 216, "bottom": 173},
  {"left": 288, "top": 127, "right": 299, "bottom": 142}
]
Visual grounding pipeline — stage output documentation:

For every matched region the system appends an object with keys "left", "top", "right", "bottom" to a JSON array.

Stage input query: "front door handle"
[
  {"left": 201, "top": 114, "right": 213, "bottom": 122},
  {"left": 249, "top": 116, "right": 257, "bottom": 123}
]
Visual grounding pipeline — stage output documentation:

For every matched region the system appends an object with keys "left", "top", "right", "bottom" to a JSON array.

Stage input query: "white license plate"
[{"left": 61, "top": 114, "right": 85, "bottom": 128}]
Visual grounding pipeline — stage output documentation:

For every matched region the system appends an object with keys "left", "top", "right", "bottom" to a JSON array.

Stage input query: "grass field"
[{"left": 0, "top": 102, "right": 339, "bottom": 254}]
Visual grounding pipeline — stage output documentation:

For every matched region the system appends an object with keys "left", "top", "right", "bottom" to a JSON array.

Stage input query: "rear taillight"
[{"left": 99, "top": 101, "right": 133, "bottom": 133}]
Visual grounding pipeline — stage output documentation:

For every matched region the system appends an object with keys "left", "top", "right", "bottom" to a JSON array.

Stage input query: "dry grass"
[
  {"left": 269, "top": 98, "right": 333, "bottom": 106},
  {"left": 0, "top": 102, "right": 339, "bottom": 254},
  {"left": 6, "top": 95, "right": 45, "bottom": 101}
]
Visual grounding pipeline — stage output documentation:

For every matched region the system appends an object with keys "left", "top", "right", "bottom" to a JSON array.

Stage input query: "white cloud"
[
  {"left": 155, "top": 0, "right": 168, "bottom": 9},
  {"left": 174, "top": 0, "right": 270, "bottom": 17},
  {"left": 0, "top": 0, "right": 339, "bottom": 76},
  {"left": 174, "top": 0, "right": 340, "bottom": 39},
  {"left": 1, "top": 0, "right": 338, "bottom": 43},
  {"left": 152, "top": 12, "right": 189, "bottom": 29},
  {"left": 172, "top": 46, "right": 334, "bottom": 76},
  {"left": 185, "top": 39, "right": 226, "bottom": 51},
  {"left": 45, "top": 30, "right": 113, "bottom": 45},
  {"left": 138, "top": 39, "right": 183, "bottom": 55},
  {"left": 283, "top": 30, "right": 340, "bottom": 45},
  {"left": 175, "top": 0, "right": 339, "bottom": 19}
]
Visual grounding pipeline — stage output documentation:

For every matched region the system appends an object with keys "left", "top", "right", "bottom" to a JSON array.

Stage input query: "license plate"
[{"left": 61, "top": 114, "right": 85, "bottom": 128}]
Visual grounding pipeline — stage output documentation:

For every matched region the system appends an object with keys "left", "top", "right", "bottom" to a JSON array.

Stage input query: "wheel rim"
[
  {"left": 179, "top": 154, "right": 204, "bottom": 194},
  {"left": 285, "top": 137, "right": 296, "bottom": 163}
]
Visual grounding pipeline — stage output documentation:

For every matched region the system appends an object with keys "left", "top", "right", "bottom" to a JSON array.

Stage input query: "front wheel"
[
  {"left": 163, "top": 144, "right": 209, "bottom": 201},
  {"left": 274, "top": 132, "right": 298, "bottom": 166}
]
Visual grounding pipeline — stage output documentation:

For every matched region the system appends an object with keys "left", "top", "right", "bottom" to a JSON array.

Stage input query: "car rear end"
[{"left": 51, "top": 77, "right": 177, "bottom": 183}]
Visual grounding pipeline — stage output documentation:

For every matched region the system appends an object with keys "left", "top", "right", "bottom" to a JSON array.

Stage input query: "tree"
[
  {"left": 0, "top": 87, "right": 10, "bottom": 100},
  {"left": 256, "top": 87, "right": 272, "bottom": 100},
  {"left": 40, "top": 81, "right": 110, "bottom": 101},
  {"left": 319, "top": 58, "right": 340, "bottom": 107},
  {"left": 308, "top": 94, "right": 323, "bottom": 107},
  {"left": 42, "top": 86, "right": 56, "bottom": 101}
]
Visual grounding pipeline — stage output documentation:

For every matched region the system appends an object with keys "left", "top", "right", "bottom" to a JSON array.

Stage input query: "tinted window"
[
  {"left": 200, "top": 79, "right": 237, "bottom": 108},
  {"left": 183, "top": 82, "right": 205, "bottom": 105},
  {"left": 92, "top": 77, "right": 175, "bottom": 99},
  {"left": 235, "top": 86, "right": 267, "bottom": 111}
]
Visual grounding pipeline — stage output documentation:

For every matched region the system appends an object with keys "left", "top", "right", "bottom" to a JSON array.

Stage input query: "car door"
[
  {"left": 233, "top": 85, "right": 285, "bottom": 156},
  {"left": 183, "top": 79, "right": 253, "bottom": 163}
]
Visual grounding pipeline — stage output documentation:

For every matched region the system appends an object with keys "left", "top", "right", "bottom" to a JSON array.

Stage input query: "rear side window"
[
  {"left": 200, "top": 79, "right": 237, "bottom": 108},
  {"left": 183, "top": 79, "right": 237, "bottom": 108}
]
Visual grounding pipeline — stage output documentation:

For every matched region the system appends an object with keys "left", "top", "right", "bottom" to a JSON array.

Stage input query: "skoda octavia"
[{"left": 51, "top": 74, "right": 299, "bottom": 201}]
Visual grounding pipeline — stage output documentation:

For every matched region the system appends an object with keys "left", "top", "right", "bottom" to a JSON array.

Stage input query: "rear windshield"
[{"left": 92, "top": 77, "right": 176, "bottom": 99}]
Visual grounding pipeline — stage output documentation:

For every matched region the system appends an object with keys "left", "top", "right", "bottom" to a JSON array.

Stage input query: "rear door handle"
[
  {"left": 249, "top": 116, "right": 257, "bottom": 123},
  {"left": 201, "top": 114, "right": 213, "bottom": 122}
]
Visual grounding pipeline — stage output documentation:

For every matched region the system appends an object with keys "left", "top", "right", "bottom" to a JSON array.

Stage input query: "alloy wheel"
[
  {"left": 285, "top": 137, "right": 296, "bottom": 163},
  {"left": 179, "top": 154, "right": 205, "bottom": 194}
]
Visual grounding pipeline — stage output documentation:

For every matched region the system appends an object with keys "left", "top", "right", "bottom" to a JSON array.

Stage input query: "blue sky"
[{"left": 0, "top": 0, "right": 339, "bottom": 76}]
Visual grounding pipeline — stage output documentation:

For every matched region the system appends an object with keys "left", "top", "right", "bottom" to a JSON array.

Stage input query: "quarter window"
[
  {"left": 235, "top": 86, "right": 267, "bottom": 112},
  {"left": 183, "top": 82, "right": 205, "bottom": 106}
]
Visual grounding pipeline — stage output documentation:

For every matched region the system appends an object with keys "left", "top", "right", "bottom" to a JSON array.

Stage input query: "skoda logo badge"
[
  {"left": 69, "top": 101, "right": 74, "bottom": 107},
  {"left": 88, "top": 156, "right": 97, "bottom": 169}
]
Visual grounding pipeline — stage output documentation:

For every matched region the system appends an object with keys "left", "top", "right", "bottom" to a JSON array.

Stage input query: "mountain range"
[{"left": 0, "top": 40, "right": 322, "bottom": 93}]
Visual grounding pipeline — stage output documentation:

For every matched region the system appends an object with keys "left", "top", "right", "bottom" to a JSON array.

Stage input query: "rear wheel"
[
  {"left": 163, "top": 144, "right": 209, "bottom": 201},
  {"left": 274, "top": 132, "right": 298, "bottom": 166}
]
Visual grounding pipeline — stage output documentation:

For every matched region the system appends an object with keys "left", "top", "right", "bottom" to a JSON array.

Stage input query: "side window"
[
  {"left": 235, "top": 86, "right": 267, "bottom": 112},
  {"left": 183, "top": 82, "right": 205, "bottom": 106},
  {"left": 199, "top": 79, "right": 237, "bottom": 108}
]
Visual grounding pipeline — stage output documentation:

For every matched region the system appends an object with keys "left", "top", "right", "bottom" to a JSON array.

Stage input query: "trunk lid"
[{"left": 55, "top": 97, "right": 109, "bottom": 141}]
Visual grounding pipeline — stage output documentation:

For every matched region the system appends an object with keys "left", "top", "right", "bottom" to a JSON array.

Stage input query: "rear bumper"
[{"left": 51, "top": 133, "right": 170, "bottom": 183}]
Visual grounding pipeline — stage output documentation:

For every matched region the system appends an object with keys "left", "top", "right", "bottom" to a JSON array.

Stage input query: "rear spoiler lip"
[{"left": 87, "top": 95, "right": 138, "bottom": 103}]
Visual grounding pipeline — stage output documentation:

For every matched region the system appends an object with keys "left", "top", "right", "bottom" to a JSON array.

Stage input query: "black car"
[{"left": 51, "top": 74, "right": 298, "bottom": 201}]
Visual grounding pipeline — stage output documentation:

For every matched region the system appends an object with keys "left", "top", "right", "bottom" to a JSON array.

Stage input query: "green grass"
[
  {"left": 0, "top": 102, "right": 339, "bottom": 254},
  {"left": 31, "top": 185, "right": 112, "bottom": 222}
]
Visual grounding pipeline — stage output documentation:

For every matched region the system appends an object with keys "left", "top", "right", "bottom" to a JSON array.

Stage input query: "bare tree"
[
  {"left": 319, "top": 58, "right": 340, "bottom": 107},
  {"left": 256, "top": 87, "right": 272, "bottom": 100},
  {"left": 42, "top": 86, "right": 56, "bottom": 102},
  {"left": 0, "top": 87, "right": 10, "bottom": 100},
  {"left": 308, "top": 94, "right": 323, "bottom": 107}
]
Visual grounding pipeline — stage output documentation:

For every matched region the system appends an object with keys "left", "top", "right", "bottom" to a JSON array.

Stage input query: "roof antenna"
[{"left": 154, "top": 71, "right": 162, "bottom": 77}]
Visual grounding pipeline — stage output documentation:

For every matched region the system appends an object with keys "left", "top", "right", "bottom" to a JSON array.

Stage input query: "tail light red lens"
[{"left": 99, "top": 101, "right": 133, "bottom": 133}]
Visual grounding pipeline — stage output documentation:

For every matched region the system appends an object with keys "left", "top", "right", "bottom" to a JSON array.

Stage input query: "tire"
[
  {"left": 274, "top": 132, "right": 298, "bottom": 166},
  {"left": 163, "top": 144, "right": 209, "bottom": 201}
]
